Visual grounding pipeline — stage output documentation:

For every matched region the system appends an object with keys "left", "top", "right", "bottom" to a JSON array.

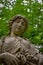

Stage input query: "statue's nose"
[{"left": 18, "top": 22, "right": 21, "bottom": 27}]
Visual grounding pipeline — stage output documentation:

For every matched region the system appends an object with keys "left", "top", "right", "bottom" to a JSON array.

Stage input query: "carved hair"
[{"left": 8, "top": 15, "right": 28, "bottom": 35}]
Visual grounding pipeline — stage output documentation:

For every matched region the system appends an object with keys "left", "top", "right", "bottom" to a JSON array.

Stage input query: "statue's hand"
[{"left": 0, "top": 53, "right": 19, "bottom": 65}]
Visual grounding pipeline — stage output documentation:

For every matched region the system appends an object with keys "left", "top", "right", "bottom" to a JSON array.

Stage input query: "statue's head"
[{"left": 8, "top": 15, "right": 28, "bottom": 36}]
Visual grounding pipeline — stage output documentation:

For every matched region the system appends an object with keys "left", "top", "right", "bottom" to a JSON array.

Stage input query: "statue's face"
[{"left": 11, "top": 18, "right": 26, "bottom": 36}]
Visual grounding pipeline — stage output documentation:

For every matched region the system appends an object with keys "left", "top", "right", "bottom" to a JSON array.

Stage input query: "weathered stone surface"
[
  {"left": 0, "top": 36, "right": 43, "bottom": 65},
  {"left": 0, "top": 15, "right": 43, "bottom": 65}
]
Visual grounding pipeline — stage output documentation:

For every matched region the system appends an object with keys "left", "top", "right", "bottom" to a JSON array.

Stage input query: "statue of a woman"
[{"left": 0, "top": 15, "right": 43, "bottom": 65}]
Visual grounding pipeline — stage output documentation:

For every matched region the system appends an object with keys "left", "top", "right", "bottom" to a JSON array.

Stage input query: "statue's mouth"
[{"left": 14, "top": 27, "right": 22, "bottom": 31}]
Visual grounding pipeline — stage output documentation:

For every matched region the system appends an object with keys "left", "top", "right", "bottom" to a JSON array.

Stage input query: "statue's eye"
[
  {"left": 22, "top": 22, "right": 25, "bottom": 26},
  {"left": 16, "top": 19, "right": 20, "bottom": 23}
]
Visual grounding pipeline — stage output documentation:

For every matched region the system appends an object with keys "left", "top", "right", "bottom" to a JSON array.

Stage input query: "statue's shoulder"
[
  {"left": 21, "top": 38, "right": 39, "bottom": 54},
  {"left": 2, "top": 36, "right": 17, "bottom": 52},
  {"left": 4, "top": 36, "right": 16, "bottom": 43},
  {"left": 21, "top": 37, "right": 31, "bottom": 45}
]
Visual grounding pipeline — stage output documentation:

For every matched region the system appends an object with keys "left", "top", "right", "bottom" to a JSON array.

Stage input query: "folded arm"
[{"left": 0, "top": 52, "right": 19, "bottom": 65}]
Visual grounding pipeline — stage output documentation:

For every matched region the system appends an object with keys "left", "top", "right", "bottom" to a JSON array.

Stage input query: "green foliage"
[
  {"left": 39, "top": 47, "right": 43, "bottom": 54},
  {"left": 0, "top": 0, "right": 43, "bottom": 52}
]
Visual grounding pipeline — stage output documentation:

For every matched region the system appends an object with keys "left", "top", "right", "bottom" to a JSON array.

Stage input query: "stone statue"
[{"left": 0, "top": 15, "right": 43, "bottom": 65}]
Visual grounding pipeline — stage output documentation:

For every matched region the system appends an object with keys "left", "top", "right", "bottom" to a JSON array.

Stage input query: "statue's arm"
[
  {"left": 0, "top": 52, "right": 19, "bottom": 65},
  {"left": 22, "top": 38, "right": 43, "bottom": 65}
]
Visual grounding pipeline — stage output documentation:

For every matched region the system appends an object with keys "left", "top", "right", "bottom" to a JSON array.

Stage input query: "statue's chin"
[
  {"left": 14, "top": 33, "right": 22, "bottom": 36},
  {"left": 14, "top": 31, "right": 22, "bottom": 35}
]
